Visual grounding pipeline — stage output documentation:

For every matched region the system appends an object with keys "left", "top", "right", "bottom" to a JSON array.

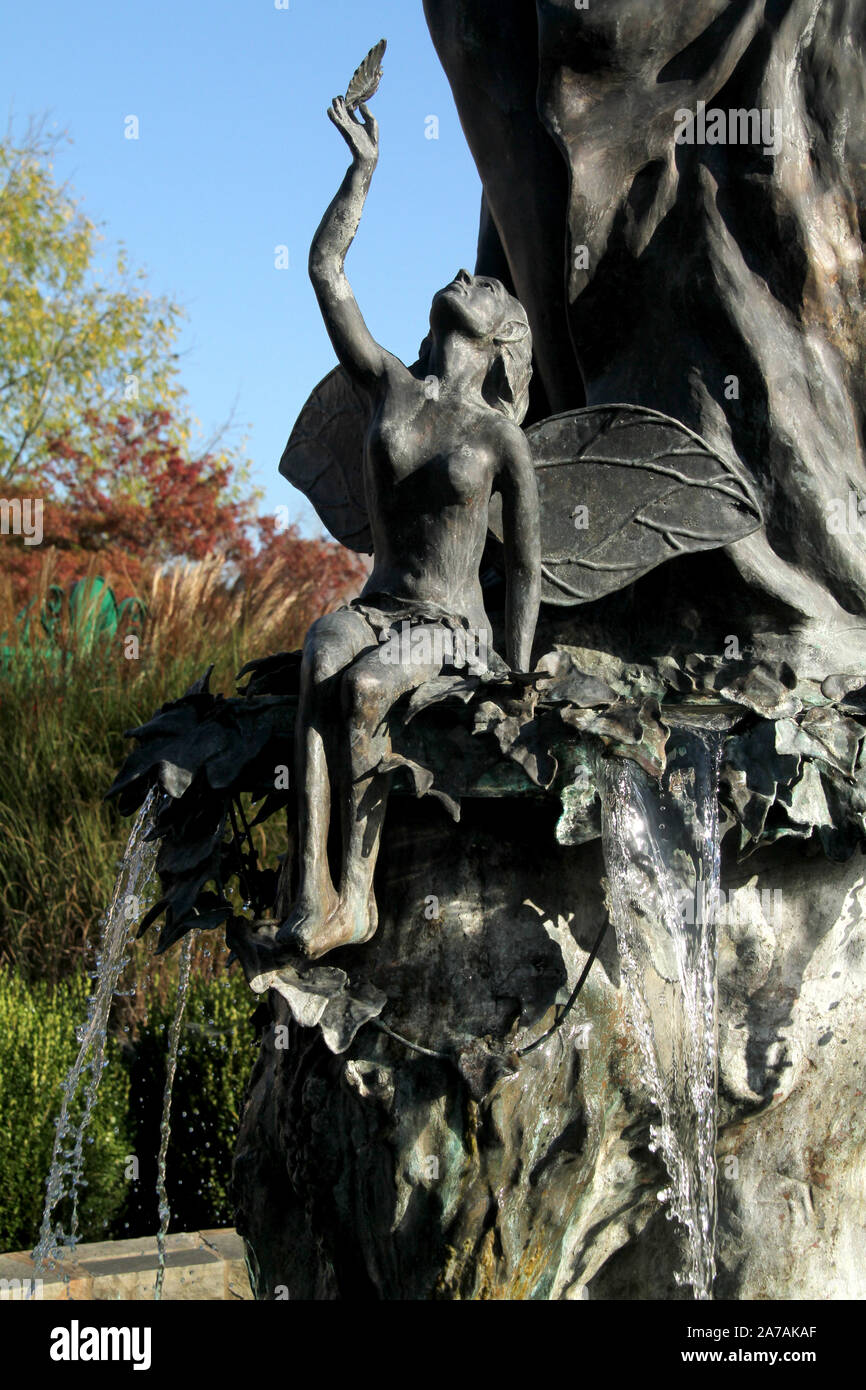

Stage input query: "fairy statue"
[
  {"left": 277, "top": 52, "right": 539, "bottom": 961},
  {"left": 275, "top": 41, "right": 761, "bottom": 963}
]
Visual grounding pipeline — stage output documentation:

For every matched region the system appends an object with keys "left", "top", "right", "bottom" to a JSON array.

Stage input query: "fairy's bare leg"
[
  {"left": 283, "top": 609, "right": 378, "bottom": 937},
  {"left": 286, "top": 624, "right": 443, "bottom": 958}
]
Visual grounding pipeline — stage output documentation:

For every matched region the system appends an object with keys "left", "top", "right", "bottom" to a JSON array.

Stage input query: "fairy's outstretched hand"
[{"left": 327, "top": 96, "right": 378, "bottom": 167}]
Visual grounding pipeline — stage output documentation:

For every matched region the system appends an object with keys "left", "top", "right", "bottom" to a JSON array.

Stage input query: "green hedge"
[
  {"left": 0, "top": 965, "right": 257, "bottom": 1253},
  {"left": 0, "top": 968, "right": 130, "bottom": 1252},
  {"left": 119, "top": 970, "right": 258, "bottom": 1236}
]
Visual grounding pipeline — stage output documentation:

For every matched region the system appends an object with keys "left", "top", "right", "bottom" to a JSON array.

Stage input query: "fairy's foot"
[{"left": 284, "top": 893, "right": 378, "bottom": 961}]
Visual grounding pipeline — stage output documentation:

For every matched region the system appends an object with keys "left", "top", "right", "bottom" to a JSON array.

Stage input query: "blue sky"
[{"left": 2, "top": 0, "right": 482, "bottom": 533}]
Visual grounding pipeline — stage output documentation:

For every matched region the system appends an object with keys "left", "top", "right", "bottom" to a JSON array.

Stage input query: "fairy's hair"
[{"left": 417, "top": 281, "right": 533, "bottom": 426}]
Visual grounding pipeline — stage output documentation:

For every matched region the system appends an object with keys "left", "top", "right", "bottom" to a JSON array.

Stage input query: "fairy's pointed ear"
[{"left": 495, "top": 318, "right": 530, "bottom": 347}]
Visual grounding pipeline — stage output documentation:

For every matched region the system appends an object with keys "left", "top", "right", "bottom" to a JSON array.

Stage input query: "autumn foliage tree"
[
  {"left": 3, "top": 404, "right": 366, "bottom": 611},
  {"left": 0, "top": 120, "right": 185, "bottom": 488},
  {"left": 7, "top": 407, "right": 256, "bottom": 596},
  {"left": 0, "top": 119, "right": 365, "bottom": 620}
]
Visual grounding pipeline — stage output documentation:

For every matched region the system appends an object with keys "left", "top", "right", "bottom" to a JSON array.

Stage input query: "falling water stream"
[
  {"left": 600, "top": 725, "right": 724, "bottom": 1299},
  {"left": 32, "top": 785, "right": 194, "bottom": 1297},
  {"left": 154, "top": 934, "right": 192, "bottom": 1299},
  {"left": 31, "top": 785, "right": 213, "bottom": 1297},
  {"left": 33, "top": 790, "right": 159, "bottom": 1276}
]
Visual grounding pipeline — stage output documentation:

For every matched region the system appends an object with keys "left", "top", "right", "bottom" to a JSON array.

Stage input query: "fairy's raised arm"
[{"left": 308, "top": 97, "right": 402, "bottom": 390}]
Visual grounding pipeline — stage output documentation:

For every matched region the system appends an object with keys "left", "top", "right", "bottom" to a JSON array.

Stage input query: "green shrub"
[
  {"left": 0, "top": 963, "right": 258, "bottom": 1252},
  {"left": 0, "top": 967, "right": 131, "bottom": 1252}
]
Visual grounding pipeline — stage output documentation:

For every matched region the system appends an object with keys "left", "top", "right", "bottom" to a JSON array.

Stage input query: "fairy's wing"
[
  {"left": 279, "top": 367, "right": 373, "bottom": 554},
  {"left": 488, "top": 404, "right": 762, "bottom": 606}
]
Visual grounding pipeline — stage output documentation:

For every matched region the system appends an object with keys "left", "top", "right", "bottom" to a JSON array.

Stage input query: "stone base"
[
  {"left": 233, "top": 796, "right": 866, "bottom": 1300},
  {"left": 0, "top": 1229, "right": 251, "bottom": 1301}
]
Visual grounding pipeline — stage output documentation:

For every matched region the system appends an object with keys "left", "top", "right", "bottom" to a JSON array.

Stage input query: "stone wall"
[{"left": 0, "top": 1229, "right": 251, "bottom": 1301}]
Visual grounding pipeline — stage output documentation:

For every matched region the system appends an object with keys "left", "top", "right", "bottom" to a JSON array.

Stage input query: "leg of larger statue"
[{"left": 232, "top": 798, "right": 866, "bottom": 1301}]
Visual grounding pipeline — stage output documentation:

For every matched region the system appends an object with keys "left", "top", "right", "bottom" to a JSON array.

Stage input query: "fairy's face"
[{"left": 430, "top": 268, "right": 510, "bottom": 342}]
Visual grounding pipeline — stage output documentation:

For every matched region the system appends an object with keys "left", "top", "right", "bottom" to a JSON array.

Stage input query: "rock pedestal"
[{"left": 233, "top": 794, "right": 866, "bottom": 1300}]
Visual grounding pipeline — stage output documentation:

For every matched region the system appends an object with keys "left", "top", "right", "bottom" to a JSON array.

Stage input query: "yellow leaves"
[{"left": 0, "top": 125, "right": 188, "bottom": 484}]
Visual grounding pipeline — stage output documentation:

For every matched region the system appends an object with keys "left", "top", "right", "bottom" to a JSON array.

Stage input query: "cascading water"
[
  {"left": 33, "top": 789, "right": 159, "bottom": 1276},
  {"left": 600, "top": 725, "right": 724, "bottom": 1299},
  {"left": 154, "top": 934, "right": 192, "bottom": 1299}
]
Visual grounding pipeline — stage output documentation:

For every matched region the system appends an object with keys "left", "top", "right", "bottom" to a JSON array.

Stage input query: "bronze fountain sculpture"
[{"left": 108, "top": 17, "right": 866, "bottom": 1300}]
